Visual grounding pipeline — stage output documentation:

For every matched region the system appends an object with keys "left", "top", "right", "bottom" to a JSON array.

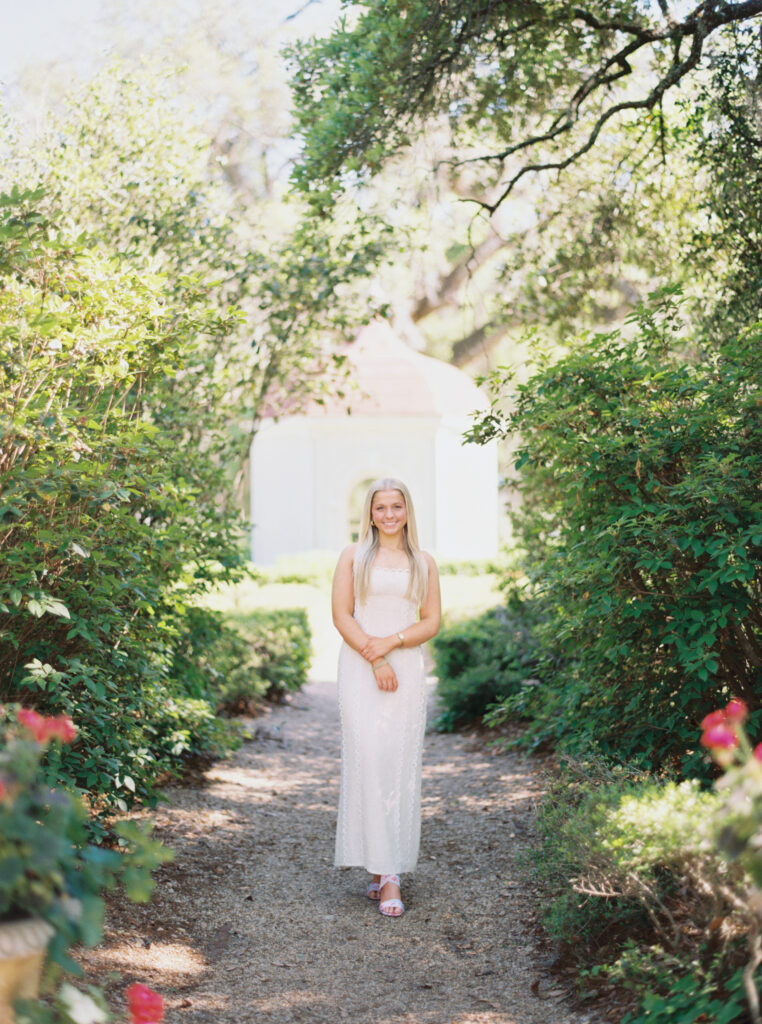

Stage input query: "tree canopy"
[{"left": 290, "top": 0, "right": 762, "bottom": 213}]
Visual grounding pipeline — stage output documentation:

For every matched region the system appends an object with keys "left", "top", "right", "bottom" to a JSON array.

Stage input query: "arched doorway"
[{"left": 348, "top": 477, "right": 376, "bottom": 542}]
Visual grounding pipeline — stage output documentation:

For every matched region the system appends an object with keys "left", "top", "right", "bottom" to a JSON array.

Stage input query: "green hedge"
[
  {"left": 0, "top": 186, "right": 249, "bottom": 827},
  {"left": 214, "top": 608, "right": 312, "bottom": 712},
  {"left": 432, "top": 590, "right": 548, "bottom": 732}
]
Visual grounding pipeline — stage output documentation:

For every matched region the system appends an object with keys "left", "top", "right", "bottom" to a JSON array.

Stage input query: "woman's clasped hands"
[{"left": 360, "top": 635, "right": 399, "bottom": 692}]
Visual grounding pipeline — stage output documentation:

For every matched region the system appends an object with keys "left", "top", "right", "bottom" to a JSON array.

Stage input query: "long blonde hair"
[{"left": 353, "top": 478, "right": 428, "bottom": 606}]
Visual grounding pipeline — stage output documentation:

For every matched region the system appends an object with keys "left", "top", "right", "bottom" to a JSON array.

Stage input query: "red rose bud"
[
  {"left": 700, "top": 724, "right": 739, "bottom": 750},
  {"left": 725, "top": 699, "right": 748, "bottom": 723},
  {"left": 126, "top": 983, "right": 164, "bottom": 1024},
  {"left": 700, "top": 709, "right": 727, "bottom": 731},
  {"left": 754, "top": 744, "right": 762, "bottom": 763}
]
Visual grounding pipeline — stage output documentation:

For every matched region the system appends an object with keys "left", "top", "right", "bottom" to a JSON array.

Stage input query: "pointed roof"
[{"left": 312, "top": 320, "right": 487, "bottom": 417}]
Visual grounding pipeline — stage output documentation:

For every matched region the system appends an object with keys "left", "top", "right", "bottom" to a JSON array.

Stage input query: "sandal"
[
  {"left": 366, "top": 880, "right": 381, "bottom": 901},
  {"left": 378, "top": 874, "right": 404, "bottom": 918}
]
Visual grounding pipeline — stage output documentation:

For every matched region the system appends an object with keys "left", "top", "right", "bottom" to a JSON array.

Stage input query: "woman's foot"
[
  {"left": 366, "top": 874, "right": 381, "bottom": 900},
  {"left": 378, "top": 874, "right": 404, "bottom": 917}
]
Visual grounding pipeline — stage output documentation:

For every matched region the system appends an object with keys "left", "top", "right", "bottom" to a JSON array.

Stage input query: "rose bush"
[
  {"left": 0, "top": 705, "right": 171, "bottom": 1023},
  {"left": 698, "top": 699, "right": 762, "bottom": 1021},
  {"left": 15, "top": 981, "right": 165, "bottom": 1024}
]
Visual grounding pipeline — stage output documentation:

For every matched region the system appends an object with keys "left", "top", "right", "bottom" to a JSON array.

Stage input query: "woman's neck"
[{"left": 377, "top": 537, "right": 405, "bottom": 552}]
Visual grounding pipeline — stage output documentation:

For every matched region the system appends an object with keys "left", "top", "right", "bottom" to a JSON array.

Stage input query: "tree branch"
[
  {"left": 441, "top": 0, "right": 762, "bottom": 213},
  {"left": 452, "top": 321, "right": 513, "bottom": 366},
  {"left": 284, "top": 0, "right": 321, "bottom": 23},
  {"left": 411, "top": 232, "right": 506, "bottom": 321}
]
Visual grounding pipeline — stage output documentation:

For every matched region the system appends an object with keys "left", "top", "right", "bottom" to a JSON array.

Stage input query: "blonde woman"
[{"left": 331, "top": 478, "right": 441, "bottom": 917}]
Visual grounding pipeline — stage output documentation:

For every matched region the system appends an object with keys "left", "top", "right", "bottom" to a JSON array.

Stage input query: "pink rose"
[
  {"left": 16, "top": 708, "right": 76, "bottom": 744},
  {"left": 725, "top": 699, "right": 748, "bottom": 723},
  {"left": 700, "top": 724, "right": 739, "bottom": 750},
  {"left": 47, "top": 715, "right": 77, "bottom": 743},
  {"left": 700, "top": 709, "right": 727, "bottom": 731},
  {"left": 126, "top": 983, "right": 164, "bottom": 1024},
  {"left": 17, "top": 708, "right": 49, "bottom": 742},
  {"left": 753, "top": 744, "right": 762, "bottom": 763}
]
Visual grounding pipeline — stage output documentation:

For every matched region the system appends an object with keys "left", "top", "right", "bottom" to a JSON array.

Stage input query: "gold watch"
[{"left": 397, "top": 632, "right": 405, "bottom": 647}]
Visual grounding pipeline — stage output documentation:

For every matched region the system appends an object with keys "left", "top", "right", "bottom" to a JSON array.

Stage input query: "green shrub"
[
  {"left": 470, "top": 289, "right": 762, "bottom": 776},
  {"left": 0, "top": 62, "right": 379, "bottom": 829},
  {"left": 531, "top": 758, "right": 760, "bottom": 1020},
  {"left": 604, "top": 948, "right": 750, "bottom": 1024},
  {"left": 533, "top": 761, "right": 725, "bottom": 947},
  {"left": 432, "top": 589, "right": 547, "bottom": 732},
  {"left": 148, "top": 696, "right": 241, "bottom": 767},
  {"left": 0, "top": 183, "right": 245, "bottom": 823},
  {"left": 215, "top": 608, "right": 312, "bottom": 711}
]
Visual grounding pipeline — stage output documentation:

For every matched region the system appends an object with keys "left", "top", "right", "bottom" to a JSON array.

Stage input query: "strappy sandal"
[
  {"left": 366, "top": 880, "right": 381, "bottom": 901},
  {"left": 378, "top": 874, "right": 404, "bottom": 918}
]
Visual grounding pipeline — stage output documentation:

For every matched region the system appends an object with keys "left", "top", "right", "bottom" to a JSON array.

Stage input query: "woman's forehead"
[{"left": 372, "top": 489, "right": 404, "bottom": 504}]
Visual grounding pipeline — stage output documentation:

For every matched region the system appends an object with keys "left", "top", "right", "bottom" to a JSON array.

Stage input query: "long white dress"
[{"left": 334, "top": 566, "right": 427, "bottom": 875}]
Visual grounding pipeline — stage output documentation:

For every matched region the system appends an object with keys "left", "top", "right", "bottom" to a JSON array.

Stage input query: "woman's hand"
[
  {"left": 360, "top": 635, "right": 397, "bottom": 662},
  {"left": 372, "top": 660, "right": 398, "bottom": 692}
]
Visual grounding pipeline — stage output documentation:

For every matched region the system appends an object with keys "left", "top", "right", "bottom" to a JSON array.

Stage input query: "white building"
[{"left": 250, "top": 321, "right": 499, "bottom": 564}]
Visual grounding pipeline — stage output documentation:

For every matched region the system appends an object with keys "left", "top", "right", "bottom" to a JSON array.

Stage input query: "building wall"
[
  {"left": 249, "top": 417, "right": 318, "bottom": 558},
  {"left": 434, "top": 416, "right": 499, "bottom": 560},
  {"left": 250, "top": 414, "right": 498, "bottom": 564}
]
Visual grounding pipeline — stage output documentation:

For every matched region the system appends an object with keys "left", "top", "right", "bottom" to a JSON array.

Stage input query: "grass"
[{"left": 204, "top": 553, "right": 502, "bottom": 682}]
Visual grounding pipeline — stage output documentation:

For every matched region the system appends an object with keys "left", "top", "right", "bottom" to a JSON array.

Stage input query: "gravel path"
[{"left": 80, "top": 679, "right": 603, "bottom": 1024}]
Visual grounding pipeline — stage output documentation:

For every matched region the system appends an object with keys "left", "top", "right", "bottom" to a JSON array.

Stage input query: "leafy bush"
[
  {"left": 599, "top": 946, "right": 749, "bottom": 1024},
  {"left": 0, "top": 61, "right": 383, "bottom": 829},
  {"left": 0, "top": 708, "right": 171, "bottom": 979},
  {"left": 0, "top": 182, "right": 246, "bottom": 823},
  {"left": 532, "top": 756, "right": 760, "bottom": 1022},
  {"left": 470, "top": 289, "right": 762, "bottom": 776},
  {"left": 432, "top": 589, "right": 547, "bottom": 732},
  {"left": 215, "top": 609, "right": 312, "bottom": 712}
]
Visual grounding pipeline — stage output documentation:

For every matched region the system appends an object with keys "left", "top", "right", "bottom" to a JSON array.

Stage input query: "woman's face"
[{"left": 371, "top": 489, "right": 407, "bottom": 539}]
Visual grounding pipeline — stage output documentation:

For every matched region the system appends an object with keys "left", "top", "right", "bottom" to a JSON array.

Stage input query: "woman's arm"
[
  {"left": 332, "top": 545, "right": 400, "bottom": 692},
  {"left": 331, "top": 545, "right": 371, "bottom": 653},
  {"left": 359, "top": 553, "right": 442, "bottom": 662}
]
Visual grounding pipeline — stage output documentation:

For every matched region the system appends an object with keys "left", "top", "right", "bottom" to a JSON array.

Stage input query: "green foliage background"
[
  {"left": 469, "top": 291, "right": 762, "bottom": 776},
  {"left": 0, "top": 64, "right": 339, "bottom": 827}
]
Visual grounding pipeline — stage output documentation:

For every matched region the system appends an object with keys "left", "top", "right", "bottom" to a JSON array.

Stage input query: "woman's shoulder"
[
  {"left": 336, "top": 542, "right": 359, "bottom": 567},
  {"left": 419, "top": 549, "right": 439, "bottom": 572}
]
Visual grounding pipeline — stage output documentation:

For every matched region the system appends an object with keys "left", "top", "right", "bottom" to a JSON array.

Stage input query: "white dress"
[{"left": 334, "top": 566, "right": 427, "bottom": 875}]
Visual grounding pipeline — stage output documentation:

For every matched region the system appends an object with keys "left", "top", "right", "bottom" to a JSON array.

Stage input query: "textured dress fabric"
[{"left": 334, "top": 566, "right": 427, "bottom": 875}]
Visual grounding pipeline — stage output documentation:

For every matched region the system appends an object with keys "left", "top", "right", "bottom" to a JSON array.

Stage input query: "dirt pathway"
[{"left": 80, "top": 679, "right": 602, "bottom": 1024}]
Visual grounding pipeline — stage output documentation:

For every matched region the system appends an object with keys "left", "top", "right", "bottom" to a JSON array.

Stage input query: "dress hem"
[{"left": 334, "top": 859, "right": 418, "bottom": 875}]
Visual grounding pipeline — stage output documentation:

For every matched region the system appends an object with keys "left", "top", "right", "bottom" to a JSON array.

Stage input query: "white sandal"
[
  {"left": 366, "top": 880, "right": 381, "bottom": 901},
  {"left": 378, "top": 874, "right": 404, "bottom": 918}
]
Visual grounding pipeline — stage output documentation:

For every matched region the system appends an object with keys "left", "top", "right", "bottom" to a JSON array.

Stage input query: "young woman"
[{"left": 331, "top": 478, "right": 441, "bottom": 917}]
